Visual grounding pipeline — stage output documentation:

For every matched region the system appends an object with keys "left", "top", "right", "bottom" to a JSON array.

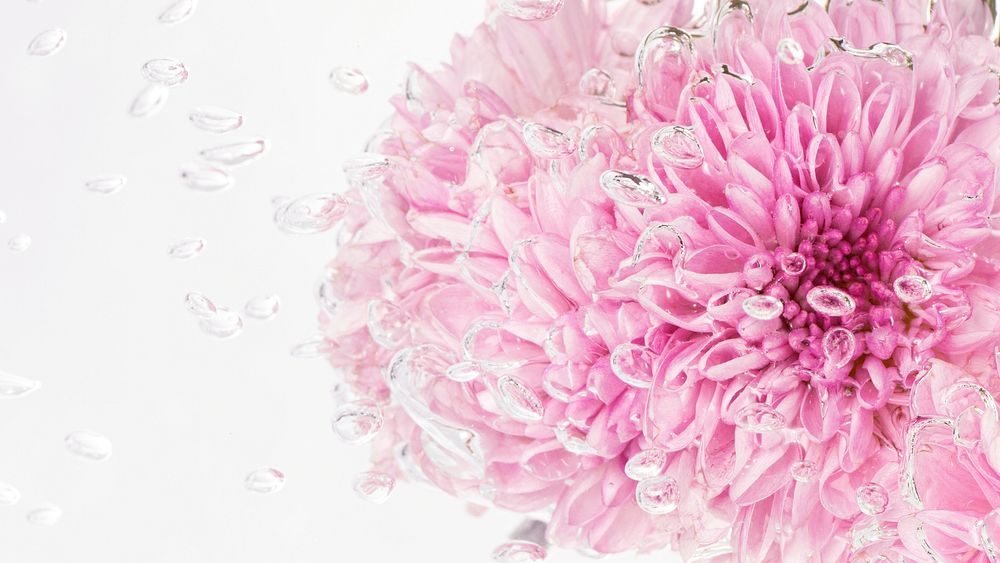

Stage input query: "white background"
[{"left": 0, "top": 1, "right": 679, "bottom": 561}]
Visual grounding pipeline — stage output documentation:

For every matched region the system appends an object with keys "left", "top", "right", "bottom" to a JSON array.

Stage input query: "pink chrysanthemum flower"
[{"left": 316, "top": 0, "right": 1000, "bottom": 559}]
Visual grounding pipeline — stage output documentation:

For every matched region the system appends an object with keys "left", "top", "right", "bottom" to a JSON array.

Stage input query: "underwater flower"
[{"left": 317, "top": 0, "right": 1000, "bottom": 559}]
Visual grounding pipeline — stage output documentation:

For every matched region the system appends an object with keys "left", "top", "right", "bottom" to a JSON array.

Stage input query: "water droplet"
[
  {"left": 790, "top": 460, "right": 818, "bottom": 483},
  {"left": 167, "top": 238, "right": 205, "bottom": 260},
  {"left": 0, "top": 483, "right": 20, "bottom": 505},
  {"left": 25, "top": 503, "right": 61, "bottom": 526},
  {"left": 822, "top": 327, "right": 855, "bottom": 369},
  {"left": 272, "top": 193, "right": 349, "bottom": 235},
  {"left": 141, "top": 58, "right": 189, "bottom": 87},
  {"left": 244, "top": 468, "right": 284, "bottom": 494},
  {"left": 199, "top": 138, "right": 269, "bottom": 167},
  {"left": 579, "top": 68, "right": 615, "bottom": 98},
  {"left": 8, "top": 234, "right": 31, "bottom": 252},
  {"left": 343, "top": 153, "right": 390, "bottom": 184},
  {"left": 289, "top": 334, "right": 334, "bottom": 359},
  {"left": 776, "top": 37, "right": 804, "bottom": 64},
  {"left": 870, "top": 42, "right": 913, "bottom": 68},
  {"left": 625, "top": 448, "right": 667, "bottom": 480},
  {"left": 188, "top": 106, "right": 244, "bottom": 134},
  {"left": 742, "top": 295, "right": 784, "bottom": 321},
  {"left": 735, "top": 403, "right": 785, "bottom": 433},
  {"left": 635, "top": 475, "right": 680, "bottom": 515},
  {"left": 498, "top": 0, "right": 564, "bottom": 21},
  {"left": 329, "top": 67, "right": 369, "bottom": 94},
  {"left": 65, "top": 430, "right": 112, "bottom": 462},
  {"left": 651, "top": 125, "right": 704, "bottom": 169},
  {"left": 129, "top": 83, "right": 169, "bottom": 118},
  {"left": 491, "top": 541, "right": 548, "bottom": 562},
  {"left": 553, "top": 424, "right": 597, "bottom": 455},
  {"left": 179, "top": 164, "right": 234, "bottom": 192},
  {"left": 331, "top": 401, "right": 384, "bottom": 444},
  {"left": 780, "top": 252, "right": 807, "bottom": 275},
  {"left": 893, "top": 275, "right": 932, "bottom": 304},
  {"left": 27, "top": 28, "right": 66, "bottom": 56},
  {"left": 977, "top": 508, "right": 1000, "bottom": 560},
  {"left": 367, "top": 299, "right": 412, "bottom": 348},
  {"left": 184, "top": 292, "right": 216, "bottom": 318},
  {"left": 352, "top": 471, "right": 395, "bottom": 503},
  {"left": 599, "top": 170, "right": 666, "bottom": 208},
  {"left": 610, "top": 343, "right": 655, "bottom": 388},
  {"left": 496, "top": 375, "right": 544, "bottom": 422},
  {"left": 198, "top": 307, "right": 243, "bottom": 339},
  {"left": 445, "top": 361, "right": 485, "bottom": 382},
  {"left": 805, "top": 286, "right": 856, "bottom": 317},
  {"left": 240, "top": 294, "right": 279, "bottom": 320},
  {"left": 856, "top": 482, "right": 889, "bottom": 515},
  {"left": 158, "top": 0, "right": 197, "bottom": 24},
  {"left": 0, "top": 371, "right": 41, "bottom": 397},
  {"left": 522, "top": 122, "right": 574, "bottom": 159}
]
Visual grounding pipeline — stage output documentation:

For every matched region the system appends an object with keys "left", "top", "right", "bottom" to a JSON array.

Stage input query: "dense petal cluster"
[{"left": 318, "top": 0, "right": 1000, "bottom": 559}]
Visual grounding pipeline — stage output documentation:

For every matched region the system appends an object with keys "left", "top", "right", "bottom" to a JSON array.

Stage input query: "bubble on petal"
[
  {"left": 188, "top": 106, "right": 244, "bottom": 134},
  {"left": 599, "top": 170, "right": 666, "bottom": 208},
  {"left": 158, "top": 0, "right": 197, "bottom": 24},
  {"left": 25, "top": 503, "right": 61, "bottom": 526},
  {"left": 331, "top": 401, "right": 384, "bottom": 444},
  {"left": 635, "top": 476, "right": 680, "bottom": 515},
  {"left": 822, "top": 327, "right": 856, "bottom": 369},
  {"left": 856, "top": 482, "right": 889, "bottom": 516},
  {"left": 367, "top": 299, "right": 412, "bottom": 348},
  {"left": 199, "top": 139, "right": 269, "bottom": 167},
  {"left": 244, "top": 294, "right": 280, "bottom": 320},
  {"left": 342, "top": 153, "right": 390, "bottom": 184},
  {"left": 198, "top": 307, "right": 243, "bottom": 339},
  {"left": 496, "top": 375, "right": 544, "bottom": 422},
  {"left": 0, "top": 371, "right": 42, "bottom": 398},
  {"left": 491, "top": 541, "right": 547, "bottom": 562},
  {"left": 141, "top": 58, "right": 189, "bottom": 86},
  {"left": 651, "top": 125, "right": 704, "bottom": 169},
  {"left": 498, "top": 0, "right": 564, "bottom": 21},
  {"left": 273, "top": 193, "right": 349, "bottom": 234},
  {"left": 610, "top": 343, "right": 655, "bottom": 388},
  {"left": 806, "top": 286, "right": 856, "bottom": 317},
  {"left": 65, "top": 430, "right": 113, "bottom": 462},
  {"left": 184, "top": 292, "right": 217, "bottom": 319},
  {"left": 352, "top": 471, "right": 395, "bottom": 503},
  {"left": 8, "top": 234, "right": 31, "bottom": 252},
  {"left": 129, "top": 84, "right": 169, "bottom": 118},
  {"left": 445, "top": 361, "right": 485, "bottom": 382},
  {"left": 790, "top": 460, "right": 818, "bottom": 483},
  {"left": 0, "top": 483, "right": 20, "bottom": 505},
  {"left": 27, "top": 28, "right": 66, "bottom": 56},
  {"left": 179, "top": 164, "right": 234, "bottom": 192},
  {"left": 521, "top": 122, "right": 575, "bottom": 159},
  {"left": 244, "top": 468, "right": 285, "bottom": 494},
  {"left": 579, "top": 68, "right": 615, "bottom": 98},
  {"left": 742, "top": 295, "right": 784, "bottom": 321},
  {"left": 735, "top": 403, "right": 785, "bottom": 433},
  {"left": 870, "top": 42, "right": 913, "bottom": 68},
  {"left": 167, "top": 238, "right": 206, "bottom": 260},
  {"left": 893, "top": 275, "right": 932, "bottom": 304},
  {"left": 779, "top": 252, "right": 807, "bottom": 275},
  {"left": 329, "top": 67, "right": 369, "bottom": 94},
  {"left": 776, "top": 37, "right": 804, "bottom": 64},
  {"left": 625, "top": 448, "right": 667, "bottom": 481}
]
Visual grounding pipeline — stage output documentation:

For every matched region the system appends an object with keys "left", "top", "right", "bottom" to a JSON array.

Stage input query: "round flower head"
[{"left": 316, "top": 0, "right": 1000, "bottom": 559}]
